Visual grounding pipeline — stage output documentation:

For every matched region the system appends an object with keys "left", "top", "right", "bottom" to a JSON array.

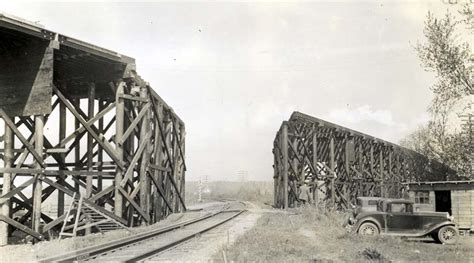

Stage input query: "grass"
[{"left": 214, "top": 206, "right": 474, "bottom": 262}]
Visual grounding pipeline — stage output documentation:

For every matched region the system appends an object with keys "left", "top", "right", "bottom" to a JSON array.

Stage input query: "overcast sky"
[{"left": 0, "top": 1, "right": 455, "bottom": 181}]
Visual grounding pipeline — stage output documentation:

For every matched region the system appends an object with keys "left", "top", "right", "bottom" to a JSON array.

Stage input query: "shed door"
[{"left": 435, "top": 191, "right": 452, "bottom": 215}]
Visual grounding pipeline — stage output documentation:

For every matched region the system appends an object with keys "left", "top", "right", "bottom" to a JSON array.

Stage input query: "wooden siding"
[{"left": 450, "top": 190, "right": 473, "bottom": 230}]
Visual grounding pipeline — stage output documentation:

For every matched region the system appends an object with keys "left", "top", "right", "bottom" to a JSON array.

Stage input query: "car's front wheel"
[
  {"left": 437, "top": 225, "right": 458, "bottom": 245},
  {"left": 358, "top": 222, "right": 379, "bottom": 236}
]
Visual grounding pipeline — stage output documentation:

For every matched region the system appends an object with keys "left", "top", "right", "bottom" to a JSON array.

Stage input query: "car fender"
[
  {"left": 422, "top": 221, "right": 457, "bottom": 236},
  {"left": 354, "top": 216, "right": 383, "bottom": 233}
]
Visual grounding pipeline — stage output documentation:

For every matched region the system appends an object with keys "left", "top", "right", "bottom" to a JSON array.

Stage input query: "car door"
[{"left": 386, "top": 203, "right": 421, "bottom": 233}]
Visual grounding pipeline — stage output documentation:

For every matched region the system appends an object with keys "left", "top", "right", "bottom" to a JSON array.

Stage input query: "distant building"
[{"left": 405, "top": 180, "right": 474, "bottom": 232}]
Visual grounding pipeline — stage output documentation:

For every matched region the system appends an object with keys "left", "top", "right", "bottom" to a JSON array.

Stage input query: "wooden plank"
[
  {"left": 148, "top": 164, "right": 171, "bottom": 172},
  {"left": 0, "top": 124, "right": 13, "bottom": 245},
  {"left": 282, "top": 123, "right": 289, "bottom": 209},
  {"left": 114, "top": 82, "right": 125, "bottom": 218},
  {"left": 117, "top": 186, "right": 150, "bottom": 222},
  {"left": 147, "top": 171, "right": 173, "bottom": 212},
  {"left": 119, "top": 103, "right": 149, "bottom": 145},
  {"left": 120, "top": 131, "right": 150, "bottom": 187},
  {"left": 32, "top": 115, "right": 44, "bottom": 233},
  {"left": 53, "top": 86, "right": 125, "bottom": 170},
  {"left": 0, "top": 215, "right": 44, "bottom": 240},
  {"left": 88, "top": 185, "right": 114, "bottom": 202},
  {"left": 59, "top": 102, "right": 115, "bottom": 147},
  {"left": 0, "top": 109, "right": 45, "bottom": 167},
  {"left": 120, "top": 94, "right": 148, "bottom": 102},
  {"left": 0, "top": 177, "right": 35, "bottom": 205}
]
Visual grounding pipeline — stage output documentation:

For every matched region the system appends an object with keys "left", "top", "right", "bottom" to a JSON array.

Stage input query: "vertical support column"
[
  {"left": 153, "top": 108, "right": 163, "bottom": 221},
  {"left": 139, "top": 86, "right": 150, "bottom": 224},
  {"left": 74, "top": 98, "right": 80, "bottom": 192},
  {"left": 179, "top": 124, "right": 186, "bottom": 211},
  {"left": 85, "top": 83, "right": 95, "bottom": 234},
  {"left": 281, "top": 122, "right": 289, "bottom": 209},
  {"left": 97, "top": 99, "right": 105, "bottom": 192},
  {"left": 388, "top": 151, "right": 392, "bottom": 198},
  {"left": 0, "top": 122, "right": 13, "bottom": 246},
  {"left": 329, "top": 135, "right": 336, "bottom": 208},
  {"left": 358, "top": 143, "right": 364, "bottom": 197},
  {"left": 114, "top": 82, "right": 125, "bottom": 218},
  {"left": 32, "top": 115, "right": 44, "bottom": 233},
  {"left": 86, "top": 83, "right": 95, "bottom": 199},
  {"left": 312, "top": 130, "right": 318, "bottom": 206},
  {"left": 58, "top": 101, "right": 66, "bottom": 216},
  {"left": 380, "top": 149, "right": 384, "bottom": 198}
]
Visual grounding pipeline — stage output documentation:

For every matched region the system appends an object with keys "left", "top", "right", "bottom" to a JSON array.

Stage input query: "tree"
[
  {"left": 415, "top": 5, "right": 473, "bottom": 112},
  {"left": 401, "top": 3, "right": 473, "bottom": 178}
]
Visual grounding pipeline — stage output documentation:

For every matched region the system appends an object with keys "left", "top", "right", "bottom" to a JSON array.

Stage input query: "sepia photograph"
[{"left": 0, "top": 0, "right": 472, "bottom": 262}]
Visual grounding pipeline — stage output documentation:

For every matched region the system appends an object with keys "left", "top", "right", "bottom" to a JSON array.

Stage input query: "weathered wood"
[
  {"left": 275, "top": 112, "right": 453, "bottom": 209},
  {"left": 53, "top": 86, "right": 125, "bottom": 170},
  {"left": 114, "top": 82, "right": 125, "bottom": 218},
  {"left": 0, "top": 40, "right": 53, "bottom": 116},
  {"left": 0, "top": 215, "right": 44, "bottom": 240},
  {"left": 282, "top": 122, "right": 289, "bottom": 209},
  {"left": 0, "top": 123, "right": 13, "bottom": 245},
  {"left": 0, "top": 109, "right": 45, "bottom": 167},
  {"left": 32, "top": 115, "right": 44, "bottom": 234}
]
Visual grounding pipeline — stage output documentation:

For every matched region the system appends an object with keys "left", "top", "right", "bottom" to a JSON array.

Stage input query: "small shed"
[{"left": 405, "top": 180, "right": 474, "bottom": 232}]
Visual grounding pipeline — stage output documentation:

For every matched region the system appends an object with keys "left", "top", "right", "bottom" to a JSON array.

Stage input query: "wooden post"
[
  {"left": 58, "top": 101, "right": 66, "bottom": 217},
  {"left": 329, "top": 135, "right": 335, "bottom": 207},
  {"left": 32, "top": 115, "right": 44, "bottom": 234},
  {"left": 380, "top": 149, "right": 384, "bottom": 198},
  {"left": 282, "top": 122, "right": 289, "bottom": 209},
  {"left": 86, "top": 83, "right": 95, "bottom": 199},
  {"left": 0, "top": 121, "right": 13, "bottom": 246},
  {"left": 153, "top": 112, "right": 163, "bottom": 221},
  {"left": 114, "top": 82, "right": 125, "bottom": 218},
  {"left": 74, "top": 98, "right": 80, "bottom": 192},
  {"left": 85, "top": 83, "right": 95, "bottom": 234},
  {"left": 312, "top": 130, "right": 318, "bottom": 206},
  {"left": 388, "top": 151, "right": 392, "bottom": 197},
  {"left": 179, "top": 124, "right": 186, "bottom": 211},
  {"left": 97, "top": 99, "right": 105, "bottom": 192},
  {"left": 139, "top": 86, "right": 150, "bottom": 224}
]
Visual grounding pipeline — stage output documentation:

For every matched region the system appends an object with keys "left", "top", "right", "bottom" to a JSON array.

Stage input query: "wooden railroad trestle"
[
  {"left": 0, "top": 14, "right": 186, "bottom": 245},
  {"left": 273, "top": 112, "right": 453, "bottom": 210}
]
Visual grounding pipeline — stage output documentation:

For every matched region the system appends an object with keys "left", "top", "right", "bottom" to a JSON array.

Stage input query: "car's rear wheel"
[
  {"left": 358, "top": 222, "right": 379, "bottom": 236},
  {"left": 437, "top": 225, "right": 458, "bottom": 245}
]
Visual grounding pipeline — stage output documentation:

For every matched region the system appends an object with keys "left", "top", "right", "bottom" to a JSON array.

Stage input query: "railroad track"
[{"left": 39, "top": 202, "right": 245, "bottom": 262}]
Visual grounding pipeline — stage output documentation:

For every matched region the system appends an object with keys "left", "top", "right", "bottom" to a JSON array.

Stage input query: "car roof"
[{"left": 357, "top": 197, "right": 382, "bottom": 200}]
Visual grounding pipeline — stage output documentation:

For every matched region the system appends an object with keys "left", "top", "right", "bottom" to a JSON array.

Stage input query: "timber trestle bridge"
[
  {"left": 273, "top": 112, "right": 454, "bottom": 210},
  {"left": 0, "top": 13, "right": 186, "bottom": 245}
]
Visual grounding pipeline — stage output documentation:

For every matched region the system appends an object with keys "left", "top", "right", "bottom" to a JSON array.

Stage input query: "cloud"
[{"left": 328, "top": 105, "right": 398, "bottom": 127}]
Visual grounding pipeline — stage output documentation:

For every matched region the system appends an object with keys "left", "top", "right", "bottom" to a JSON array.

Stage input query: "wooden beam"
[
  {"left": 282, "top": 122, "right": 289, "bottom": 209},
  {"left": 0, "top": 109, "right": 45, "bottom": 167},
  {"left": 32, "top": 115, "right": 44, "bottom": 234},
  {"left": 53, "top": 86, "right": 125, "bottom": 171},
  {"left": 0, "top": 123, "right": 13, "bottom": 245}
]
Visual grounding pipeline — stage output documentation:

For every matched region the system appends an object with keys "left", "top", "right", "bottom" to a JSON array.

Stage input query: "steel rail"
[
  {"left": 39, "top": 203, "right": 238, "bottom": 262},
  {"left": 129, "top": 209, "right": 245, "bottom": 262}
]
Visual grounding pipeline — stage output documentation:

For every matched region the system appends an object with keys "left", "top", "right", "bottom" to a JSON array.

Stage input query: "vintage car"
[{"left": 348, "top": 198, "right": 458, "bottom": 244}]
